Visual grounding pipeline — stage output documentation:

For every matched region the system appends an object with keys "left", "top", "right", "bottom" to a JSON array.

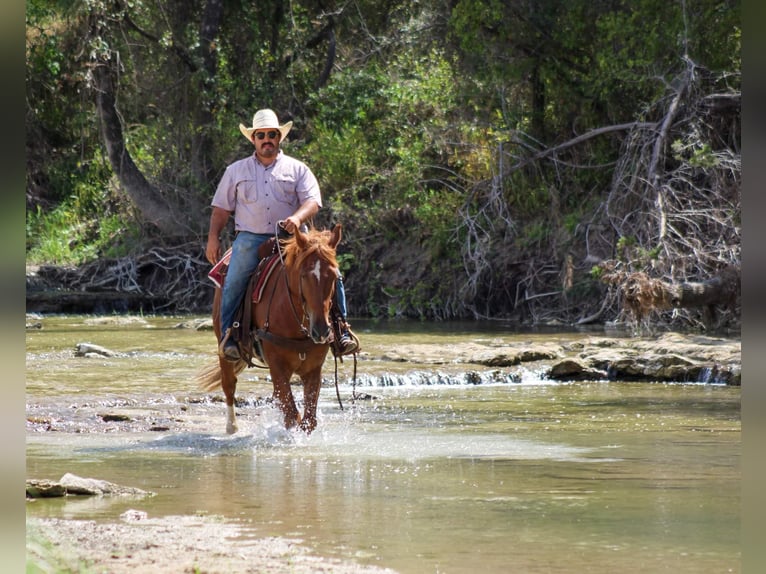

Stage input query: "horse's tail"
[
  {"left": 195, "top": 360, "right": 223, "bottom": 391},
  {"left": 195, "top": 358, "right": 247, "bottom": 392}
]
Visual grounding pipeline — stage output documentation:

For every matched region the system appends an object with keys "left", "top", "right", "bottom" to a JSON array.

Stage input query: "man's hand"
[
  {"left": 281, "top": 200, "right": 320, "bottom": 234},
  {"left": 281, "top": 215, "right": 302, "bottom": 234},
  {"left": 206, "top": 207, "right": 231, "bottom": 264},
  {"left": 206, "top": 236, "right": 221, "bottom": 265}
]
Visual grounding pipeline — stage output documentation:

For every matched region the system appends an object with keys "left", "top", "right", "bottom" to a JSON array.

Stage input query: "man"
[{"left": 205, "top": 108, "right": 357, "bottom": 361}]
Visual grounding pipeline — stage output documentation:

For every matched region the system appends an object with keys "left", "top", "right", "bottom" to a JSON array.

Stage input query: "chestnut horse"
[{"left": 197, "top": 224, "right": 342, "bottom": 434}]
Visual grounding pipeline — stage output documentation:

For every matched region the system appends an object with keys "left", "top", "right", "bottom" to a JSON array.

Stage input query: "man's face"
[{"left": 253, "top": 129, "right": 280, "bottom": 158}]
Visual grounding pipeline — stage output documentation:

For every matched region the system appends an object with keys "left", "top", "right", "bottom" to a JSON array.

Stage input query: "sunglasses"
[{"left": 254, "top": 130, "right": 280, "bottom": 141}]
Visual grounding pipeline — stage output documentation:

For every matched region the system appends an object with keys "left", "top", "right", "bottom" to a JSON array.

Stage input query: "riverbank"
[{"left": 27, "top": 515, "right": 396, "bottom": 574}]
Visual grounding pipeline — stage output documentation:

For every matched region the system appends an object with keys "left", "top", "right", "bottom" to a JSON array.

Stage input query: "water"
[{"left": 26, "top": 316, "right": 741, "bottom": 573}]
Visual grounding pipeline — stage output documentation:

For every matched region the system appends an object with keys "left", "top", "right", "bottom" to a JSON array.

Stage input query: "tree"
[{"left": 26, "top": 0, "right": 740, "bottom": 328}]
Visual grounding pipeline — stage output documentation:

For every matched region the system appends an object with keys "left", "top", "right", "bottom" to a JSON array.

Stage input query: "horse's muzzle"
[{"left": 310, "top": 324, "right": 332, "bottom": 345}]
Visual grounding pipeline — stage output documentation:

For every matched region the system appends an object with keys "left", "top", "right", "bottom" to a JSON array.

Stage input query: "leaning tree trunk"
[
  {"left": 92, "top": 60, "right": 188, "bottom": 238},
  {"left": 192, "top": 0, "right": 225, "bottom": 185}
]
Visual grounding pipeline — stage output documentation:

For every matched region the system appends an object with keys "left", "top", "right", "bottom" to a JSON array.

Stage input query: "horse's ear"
[
  {"left": 330, "top": 223, "right": 342, "bottom": 249},
  {"left": 294, "top": 227, "right": 308, "bottom": 248}
]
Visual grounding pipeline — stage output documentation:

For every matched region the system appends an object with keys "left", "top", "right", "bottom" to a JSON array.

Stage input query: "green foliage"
[
  {"left": 615, "top": 235, "right": 663, "bottom": 267},
  {"left": 26, "top": 156, "right": 141, "bottom": 264},
  {"left": 25, "top": 0, "right": 740, "bottom": 321},
  {"left": 671, "top": 139, "right": 720, "bottom": 168},
  {"left": 307, "top": 48, "right": 465, "bottom": 253},
  {"left": 616, "top": 236, "right": 637, "bottom": 261}
]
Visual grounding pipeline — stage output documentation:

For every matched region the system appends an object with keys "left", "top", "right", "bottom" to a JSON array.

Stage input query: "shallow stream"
[{"left": 26, "top": 316, "right": 741, "bottom": 573}]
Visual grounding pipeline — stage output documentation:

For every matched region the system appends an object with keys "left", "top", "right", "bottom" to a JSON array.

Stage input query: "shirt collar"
[{"left": 253, "top": 149, "right": 282, "bottom": 169}]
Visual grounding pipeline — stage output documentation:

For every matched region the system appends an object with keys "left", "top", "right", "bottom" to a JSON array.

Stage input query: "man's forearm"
[
  {"left": 208, "top": 207, "right": 231, "bottom": 239},
  {"left": 293, "top": 200, "right": 320, "bottom": 225}
]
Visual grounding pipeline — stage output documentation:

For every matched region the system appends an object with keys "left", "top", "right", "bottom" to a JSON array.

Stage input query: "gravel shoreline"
[{"left": 27, "top": 515, "right": 397, "bottom": 573}]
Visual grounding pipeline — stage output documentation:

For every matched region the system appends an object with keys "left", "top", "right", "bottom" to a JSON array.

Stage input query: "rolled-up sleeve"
[
  {"left": 295, "top": 162, "right": 322, "bottom": 208},
  {"left": 211, "top": 164, "right": 239, "bottom": 211}
]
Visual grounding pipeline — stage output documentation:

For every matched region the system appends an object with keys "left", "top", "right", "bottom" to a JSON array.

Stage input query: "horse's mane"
[{"left": 281, "top": 228, "right": 338, "bottom": 270}]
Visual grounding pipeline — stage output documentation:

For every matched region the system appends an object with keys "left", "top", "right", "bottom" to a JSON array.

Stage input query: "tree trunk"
[
  {"left": 193, "top": 0, "right": 225, "bottom": 185},
  {"left": 667, "top": 267, "right": 741, "bottom": 309},
  {"left": 92, "top": 61, "right": 187, "bottom": 237},
  {"left": 199, "top": 0, "right": 224, "bottom": 78},
  {"left": 530, "top": 61, "right": 546, "bottom": 141}
]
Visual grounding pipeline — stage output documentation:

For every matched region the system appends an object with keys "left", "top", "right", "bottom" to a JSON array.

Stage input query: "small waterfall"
[
  {"left": 344, "top": 368, "right": 548, "bottom": 387},
  {"left": 696, "top": 364, "right": 739, "bottom": 385},
  {"left": 699, "top": 366, "right": 714, "bottom": 384}
]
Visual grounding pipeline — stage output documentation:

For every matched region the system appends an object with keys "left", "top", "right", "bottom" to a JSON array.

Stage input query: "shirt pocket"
[
  {"left": 272, "top": 175, "right": 299, "bottom": 205},
  {"left": 237, "top": 180, "right": 260, "bottom": 204}
]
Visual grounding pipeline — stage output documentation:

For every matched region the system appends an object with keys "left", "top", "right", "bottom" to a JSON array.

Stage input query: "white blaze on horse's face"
[{"left": 310, "top": 259, "right": 322, "bottom": 283}]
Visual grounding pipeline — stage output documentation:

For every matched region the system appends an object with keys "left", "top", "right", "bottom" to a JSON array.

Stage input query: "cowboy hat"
[{"left": 239, "top": 109, "right": 292, "bottom": 142}]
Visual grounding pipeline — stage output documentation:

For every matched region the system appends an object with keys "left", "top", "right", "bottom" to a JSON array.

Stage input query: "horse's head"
[{"left": 284, "top": 224, "right": 342, "bottom": 344}]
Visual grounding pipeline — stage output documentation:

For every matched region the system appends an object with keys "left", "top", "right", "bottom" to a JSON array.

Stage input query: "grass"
[{"left": 26, "top": 522, "right": 96, "bottom": 574}]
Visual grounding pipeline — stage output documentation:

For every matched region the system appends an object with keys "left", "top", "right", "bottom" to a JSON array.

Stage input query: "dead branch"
[{"left": 531, "top": 122, "right": 657, "bottom": 164}]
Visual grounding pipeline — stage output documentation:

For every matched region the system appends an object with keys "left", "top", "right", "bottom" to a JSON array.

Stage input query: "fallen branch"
[{"left": 601, "top": 265, "right": 740, "bottom": 324}]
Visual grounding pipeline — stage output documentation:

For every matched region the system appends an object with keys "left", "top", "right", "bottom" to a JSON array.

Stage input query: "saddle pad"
[
  {"left": 207, "top": 247, "right": 232, "bottom": 288},
  {"left": 253, "top": 255, "right": 281, "bottom": 303}
]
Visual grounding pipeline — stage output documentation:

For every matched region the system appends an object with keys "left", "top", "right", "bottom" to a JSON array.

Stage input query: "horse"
[{"left": 197, "top": 224, "right": 342, "bottom": 435}]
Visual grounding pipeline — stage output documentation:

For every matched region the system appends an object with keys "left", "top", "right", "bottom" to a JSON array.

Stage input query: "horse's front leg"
[
  {"left": 220, "top": 358, "right": 239, "bottom": 434},
  {"left": 299, "top": 368, "right": 322, "bottom": 434},
  {"left": 271, "top": 374, "right": 301, "bottom": 430}
]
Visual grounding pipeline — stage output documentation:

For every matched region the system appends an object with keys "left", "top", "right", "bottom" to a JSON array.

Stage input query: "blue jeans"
[
  {"left": 220, "top": 231, "right": 349, "bottom": 341},
  {"left": 336, "top": 273, "right": 348, "bottom": 318},
  {"left": 220, "top": 232, "right": 271, "bottom": 339}
]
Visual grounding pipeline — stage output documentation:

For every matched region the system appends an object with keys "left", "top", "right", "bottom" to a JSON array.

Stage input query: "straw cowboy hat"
[{"left": 239, "top": 109, "right": 292, "bottom": 142}]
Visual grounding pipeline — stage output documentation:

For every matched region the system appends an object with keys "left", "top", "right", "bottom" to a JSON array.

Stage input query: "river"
[{"left": 26, "top": 315, "right": 741, "bottom": 573}]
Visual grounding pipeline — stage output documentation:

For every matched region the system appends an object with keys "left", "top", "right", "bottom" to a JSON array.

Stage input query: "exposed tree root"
[{"left": 30, "top": 244, "right": 212, "bottom": 313}]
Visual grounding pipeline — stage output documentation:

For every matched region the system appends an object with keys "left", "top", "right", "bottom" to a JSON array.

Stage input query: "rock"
[
  {"left": 25, "top": 312, "right": 47, "bottom": 330},
  {"left": 26, "top": 479, "right": 67, "bottom": 498},
  {"left": 380, "top": 353, "right": 407, "bottom": 362},
  {"left": 377, "top": 334, "right": 740, "bottom": 385},
  {"left": 83, "top": 316, "right": 149, "bottom": 326},
  {"left": 547, "top": 358, "right": 608, "bottom": 381},
  {"left": 100, "top": 413, "right": 132, "bottom": 422},
  {"left": 27, "top": 475, "right": 155, "bottom": 498},
  {"left": 472, "top": 345, "right": 560, "bottom": 367},
  {"left": 477, "top": 352, "right": 521, "bottom": 367},
  {"left": 174, "top": 318, "right": 214, "bottom": 330},
  {"left": 120, "top": 509, "right": 149, "bottom": 522},
  {"left": 518, "top": 348, "right": 561, "bottom": 362},
  {"left": 579, "top": 350, "right": 629, "bottom": 371},
  {"left": 708, "top": 364, "right": 741, "bottom": 385},
  {"left": 75, "top": 342, "right": 120, "bottom": 357},
  {"left": 59, "top": 473, "right": 154, "bottom": 497}
]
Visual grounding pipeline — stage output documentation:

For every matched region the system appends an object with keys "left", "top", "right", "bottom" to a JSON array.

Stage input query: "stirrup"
[
  {"left": 218, "top": 327, "right": 241, "bottom": 361},
  {"left": 337, "top": 329, "right": 360, "bottom": 355}
]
